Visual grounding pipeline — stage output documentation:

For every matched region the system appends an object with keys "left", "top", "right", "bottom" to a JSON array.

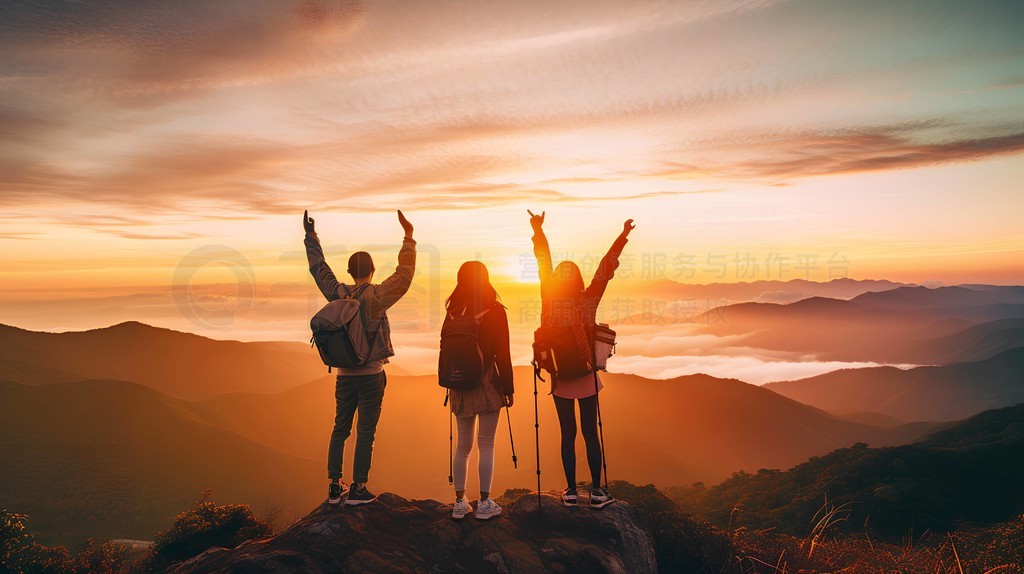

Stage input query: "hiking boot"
[
  {"left": 474, "top": 498, "right": 502, "bottom": 520},
  {"left": 345, "top": 484, "right": 377, "bottom": 506},
  {"left": 589, "top": 487, "right": 614, "bottom": 508},
  {"left": 452, "top": 497, "right": 472, "bottom": 520},
  {"left": 561, "top": 488, "right": 578, "bottom": 507},
  {"left": 327, "top": 482, "right": 348, "bottom": 506}
]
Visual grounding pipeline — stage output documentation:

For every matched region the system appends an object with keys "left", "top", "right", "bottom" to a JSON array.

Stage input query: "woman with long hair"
[
  {"left": 528, "top": 210, "right": 634, "bottom": 507},
  {"left": 443, "top": 261, "right": 514, "bottom": 520}
]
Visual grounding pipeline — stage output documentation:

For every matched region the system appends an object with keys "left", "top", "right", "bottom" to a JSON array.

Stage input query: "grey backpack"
[{"left": 310, "top": 284, "right": 373, "bottom": 372}]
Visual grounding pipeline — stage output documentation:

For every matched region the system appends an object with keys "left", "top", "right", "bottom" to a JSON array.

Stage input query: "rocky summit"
[{"left": 169, "top": 490, "right": 658, "bottom": 573}]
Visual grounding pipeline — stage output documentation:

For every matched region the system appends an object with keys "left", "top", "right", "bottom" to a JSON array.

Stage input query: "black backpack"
[
  {"left": 533, "top": 321, "right": 593, "bottom": 381},
  {"left": 438, "top": 308, "right": 491, "bottom": 390},
  {"left": 310, "top": 284, "right": 374, "bottom": 372}
]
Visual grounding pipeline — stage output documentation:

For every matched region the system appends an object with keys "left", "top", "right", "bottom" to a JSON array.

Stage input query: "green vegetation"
[
  {"left": 666, "top": 404, "right": 1024, "bottom": 539},
  {"left": 1, "top": 509, "right": 125, "bottom": 574},
  {"left": 2, "top": 491, "right": 271, "bottom": 573},
  {"left": 149, "top": 490, "right": 271, "bottom": 570}
]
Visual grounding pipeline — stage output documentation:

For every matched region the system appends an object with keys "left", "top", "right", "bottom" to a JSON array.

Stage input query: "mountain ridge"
[
  {"left": 665, "top": 403, "right": 1024, "bottom": 538},
  {"left": 764, "top": 346, "right": 1024, "bottom": 421},
  {"left": 0, "top": 320, "right": 327, "bottom": 399}
]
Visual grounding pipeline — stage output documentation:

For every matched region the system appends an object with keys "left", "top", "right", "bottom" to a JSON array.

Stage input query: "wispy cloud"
[
  {"left": 0, "top": 0, "right": 365, "bottom": 105},
  {"left": 656, "top": 126, "right": 1024, "bottom": 181},
  {"left": 0, "top": 232, "right": 43, "bottom": 240},
  {"left": 0, "top": 136, "right": 305, "bottom": 213},
  {"left": 1, "top": 0, "right": 1023, "bottom": 295}
]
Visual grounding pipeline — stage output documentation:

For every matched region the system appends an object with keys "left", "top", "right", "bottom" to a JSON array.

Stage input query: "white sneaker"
[
  {"left": 474, "top": 498, "right": 502, "bottom": 520},
  {"left": 452, "top": 497, "right": 472, "bottom": 520}
]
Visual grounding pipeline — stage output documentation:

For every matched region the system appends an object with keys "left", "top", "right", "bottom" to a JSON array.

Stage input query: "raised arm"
[
  {"left": 303, "top": 210, "right": 343, "bottom": 301},
  {"left": 528, "top": 210, "right": 552, "bottom": 286},
  {"left": 585, "top": 218, "right": 635, "bottom": 301},
  {"left": 367, "top": 210, "right": 417, "bottom": 319}
]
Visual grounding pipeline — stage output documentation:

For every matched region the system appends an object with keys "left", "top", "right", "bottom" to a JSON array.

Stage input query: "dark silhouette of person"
[
  {"left": 529, "top": 209, "right": 634, "bottom": 507},
  {"left": 443, "top": 261, "right": 514, "bottom": 520},
  {"left": 304, "top": 209, "right": 416, "bottom": 506}
]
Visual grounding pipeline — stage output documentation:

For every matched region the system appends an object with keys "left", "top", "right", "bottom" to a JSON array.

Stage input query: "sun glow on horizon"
[{"left": 1, "top": 0, "right": 1023, "bottom": 343}]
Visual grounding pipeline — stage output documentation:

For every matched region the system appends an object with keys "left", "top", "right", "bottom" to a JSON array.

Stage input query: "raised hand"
[
  {"left": 303, "top": 210, "right": 315, "bottom": 234},
  {"left": 397, "top": 210, "right": 413, "bottom": 238},
  {"left": 622, "top": 219, "right": 635, "bottom": 236},
  {"left": 527, "top": 209, "right": 545, "bottom": 231}
]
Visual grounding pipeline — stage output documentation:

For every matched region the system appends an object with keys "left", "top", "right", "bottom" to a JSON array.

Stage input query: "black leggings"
[{"left": 552, "top": 395, "right": 602, "bottom": 490}]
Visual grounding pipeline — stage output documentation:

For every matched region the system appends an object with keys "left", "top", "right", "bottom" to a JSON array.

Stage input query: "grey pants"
[
  {"left": 452, "top": 410, "right": 500, "bottom": 493},
  {"left": 327, "top": 371, "right": 387, "bottom": 483}
]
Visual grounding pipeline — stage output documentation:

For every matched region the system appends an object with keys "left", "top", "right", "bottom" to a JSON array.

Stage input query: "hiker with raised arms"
[
  {"left": 304, "top": 209, "right": 416, "bottom": 507},
  {"left": 438, "top": 261, "right": 515, "bottom": 520},
  {"left": 528, "top": 209, "right": 634, "bottom": 508}
]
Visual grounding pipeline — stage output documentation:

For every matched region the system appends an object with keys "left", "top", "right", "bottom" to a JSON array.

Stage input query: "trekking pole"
[
  {"left": 446, "top": 390, "right": 453, "bottom": 485},
  {"left": 532, "top": 360, "right": 543, "bottom": 515},
  {"left": 495, "top": 361, "right": 517, "bottom": 469},
  {"left": 592, "top": 349, "right": 609, "bottom": 490},
  {"left": 506, "top": 405, "right": 518, "bottom": 469}
]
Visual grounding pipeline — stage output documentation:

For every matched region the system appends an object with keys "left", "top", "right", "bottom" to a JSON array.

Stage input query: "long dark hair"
[
  {"left": 445, "top": 261, "right": 501, "bottom": 315},
  {"left": 550, "top": 260, "right": 585, "bottom": 301}
]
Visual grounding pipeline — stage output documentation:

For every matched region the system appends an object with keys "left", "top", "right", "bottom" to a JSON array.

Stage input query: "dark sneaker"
[
  {"left": 561, "top": 488, "right": 578, "bottom": 507},
  {"left": 327, "top": 482, "right": 348, "bottom": 506},
  {"left": 589, "top": 487, "right": 614, "bottom": 508},
  {"left": 345, "top": 484, "right": 378, "bottom": 506}
]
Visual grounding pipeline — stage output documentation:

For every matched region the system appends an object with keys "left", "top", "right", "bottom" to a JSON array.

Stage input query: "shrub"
[
  {"left": 150, "top": 490, "right": 271, "bottom": 569},
  {"left": 74, "top": 539, "right": 129, "bottom": 574},
  {"left": 498, "top": 488, "right": 531, "bottom": 506},
  {"left": 0, "top": 510, "right": 125, "bottom": 574}
]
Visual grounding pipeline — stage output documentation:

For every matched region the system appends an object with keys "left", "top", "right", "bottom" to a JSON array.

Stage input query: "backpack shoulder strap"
[
  {"left": 473, "top": 308, "right": 491, "bottom": 321},
  {"left": 342, "top": 283, "right": 372, "bottom": 299}
]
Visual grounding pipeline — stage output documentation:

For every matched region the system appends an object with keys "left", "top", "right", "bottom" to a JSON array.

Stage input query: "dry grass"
[{"left": 725, "top": 500, "right": 1024, "bottom": 574}]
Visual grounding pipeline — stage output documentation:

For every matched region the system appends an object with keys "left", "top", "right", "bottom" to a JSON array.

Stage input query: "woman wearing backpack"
[
  {"left": 528, "top": 210, "right": 634, "bottom": 508},
  {"left": 443, "top": 261, "right": 514, "bottom": 520}
]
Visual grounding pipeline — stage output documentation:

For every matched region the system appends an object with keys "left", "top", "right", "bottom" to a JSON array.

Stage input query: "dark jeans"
[
  {"left": 327, "top": 371, "right": 387, "bottom": 483},
  {"left": 553, "top": 395, "right": 601, "bottom": 489}
]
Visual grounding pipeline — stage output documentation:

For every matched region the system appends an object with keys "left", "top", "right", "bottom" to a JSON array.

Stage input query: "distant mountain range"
[
  {"left": 0, "top": 321, "right": 329, "bottom": 399},
  {"left": 192, "top": 366, "right": 932, "bottom": 485},
  {"left": 615, "top": 278, "right": 912, "bottom": 306},
  {"left": 0, "top": 318, "right": 938, "bottom": 545},
  {"left": 2, "top": 302, "right": 1021, "bottom": 546},
  {"left": 908, "top": 317, "right": 1024, "bottom": 364},
  {"left": 764, "top": 346, "right": 1024, "bottom": 422},
  {"left": 688, "top": 285, "right": 1024, "bottom": 364},
  {"left": 665, "top": 403, "right": 1024, "bottom": 538}
]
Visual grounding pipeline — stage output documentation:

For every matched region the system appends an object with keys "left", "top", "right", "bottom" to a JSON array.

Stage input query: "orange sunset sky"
[{"left": 1, "top": 0, "right": 1023, "bottom": 360}]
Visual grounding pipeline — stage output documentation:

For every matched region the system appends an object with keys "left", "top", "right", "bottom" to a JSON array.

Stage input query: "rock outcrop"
[{"left": 169, "top": 491, "right": 658, "bottom": 573}]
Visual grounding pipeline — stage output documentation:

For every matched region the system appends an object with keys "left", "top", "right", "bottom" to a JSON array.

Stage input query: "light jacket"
[{"left": 305, "top": 231, "right": 416, "bottom": 364}]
